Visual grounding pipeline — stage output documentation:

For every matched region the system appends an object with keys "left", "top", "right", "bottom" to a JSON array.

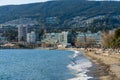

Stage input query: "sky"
[
  {"left": 0, "top": 0, "right": 50, "bottom": 6},
  {"left": 0, "top": 0, "right": 120, "bottom": 6}
]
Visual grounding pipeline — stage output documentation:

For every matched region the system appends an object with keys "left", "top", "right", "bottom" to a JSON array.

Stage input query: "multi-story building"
[
  {"left": 60, "top": 32, "right": 68, "bottom": 46},
  {"left": 42, "top": 31, "right": 69, "bottom": 47},
  {"left": 18, "top": 25, "right": 28, "bottom": 42},
  {"left": 30, "top": 31, "right": 36, "bottom": 43},
  {"left": 27, "top": 31, "right": 36, "bottom": 44},
  {"left": 76, "top": 31, "right": 101, "bottom": 47},
  {"left": 27, "top": 33, "right": 31, "bottom": 43}
]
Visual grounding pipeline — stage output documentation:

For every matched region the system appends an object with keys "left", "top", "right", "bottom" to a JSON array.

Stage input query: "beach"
[
  {"left": 58, "top": 48, "right": 100, "bottom": 80},
  {"left": 67, "top": 50, "right": 93, "bottom": 80},
  {"left": 63, "top": 48, "right": 120, "bottom": 80},
  {"left": 82, "top": 49, "right": 120, "bottom": 80},
  {"left": 0, "top": 48, "right": 119, "bottom": 80}
]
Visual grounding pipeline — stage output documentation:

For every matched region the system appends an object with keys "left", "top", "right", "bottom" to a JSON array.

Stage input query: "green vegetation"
[
  {"left": 110, "top": 28, "right": 120, "bottom": 49},
  {"left": 0, "top": 0, "right": 120, "bottom": 23},
  {"left": 87, "top": 17, "right": 120, "bottom": 32},
  {"left": 0, "top": 0, "right": 120, "bottom": 35}
]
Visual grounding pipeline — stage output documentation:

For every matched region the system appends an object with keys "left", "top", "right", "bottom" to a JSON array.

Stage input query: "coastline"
[
  {"left": 67, "top": 48, "right": 100, "bottom": 80},
  {"left": 66, "top": 48, "right": 93, "bottom": 80},
  {"left": 58, "top": 48, "right": 120, "bottom": 80},
  {"left": 57, "top": 48, "right": 97, "bottom": 80},
  {"left": 84, "top": 51, "right": 111, "bottom": 80},
  {"left": 81, "top": 49, "right": 120, "bottom": 80},
  {"left": 1, "top": 48, "right": 119, "bottom": 80}
]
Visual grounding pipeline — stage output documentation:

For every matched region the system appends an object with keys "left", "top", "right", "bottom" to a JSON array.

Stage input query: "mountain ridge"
[{"left": 0, "top": 0, "right": 120, "bottom": 25}]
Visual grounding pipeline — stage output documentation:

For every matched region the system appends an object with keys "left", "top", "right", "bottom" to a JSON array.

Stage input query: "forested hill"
[{"left": 0, "top": 0, "right": 120, "bottom": 23}]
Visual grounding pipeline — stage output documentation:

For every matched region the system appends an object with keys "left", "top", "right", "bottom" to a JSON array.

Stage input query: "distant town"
[{"left": 0, "top": 23, "right": 119, "bottom": 49}]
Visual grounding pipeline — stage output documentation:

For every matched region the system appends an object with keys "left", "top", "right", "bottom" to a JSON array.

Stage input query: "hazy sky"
[
  {"left": 0, "top": 0, "right": 50, "bottom": 6},
  {"left": 0, "top": 0, "right": 120, "bottom": 6}
]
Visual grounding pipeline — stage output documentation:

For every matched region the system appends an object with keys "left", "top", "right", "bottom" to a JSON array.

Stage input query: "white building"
[
  {"left": 59, "top": 31, "right": 68, "bottom": 47},
  {"left": 42, "top": 31, "right": 69, "bottom": 47},
  {"left": 27, "top": 31, "right": 36, "bottom": 44},
  {"left": 27, "top": 33, "right": 31, "bottom": 43}
]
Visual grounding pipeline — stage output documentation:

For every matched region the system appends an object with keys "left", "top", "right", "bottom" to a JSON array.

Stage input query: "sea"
[{"left": 0, "top": 49, "right": 93, "bottom": 80}]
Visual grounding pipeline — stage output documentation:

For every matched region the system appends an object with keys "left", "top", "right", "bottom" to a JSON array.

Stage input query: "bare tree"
[{"left": 101, "top": 31, "right": 114, "bottom": 48}]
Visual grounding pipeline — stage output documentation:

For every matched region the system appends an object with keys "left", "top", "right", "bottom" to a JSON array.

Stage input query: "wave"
[{"left": 67, "top": 50, "right": 93, "bottom": 80}]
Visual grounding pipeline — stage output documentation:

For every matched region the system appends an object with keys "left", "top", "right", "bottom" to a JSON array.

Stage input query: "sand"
[
  {"left": 82, "top": 49, "right": 120, "bottom": 80},
  {"left": 58, "top": 48, "right": 120, "bottom": 80}
]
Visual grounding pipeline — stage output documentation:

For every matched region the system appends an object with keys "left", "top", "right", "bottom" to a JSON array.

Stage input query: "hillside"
[
  {"left": 0, "top": 0, "right": 120, "bottom": 23},
  {"left": 0, "top": 0, "right": 120, "bottom": 32}
]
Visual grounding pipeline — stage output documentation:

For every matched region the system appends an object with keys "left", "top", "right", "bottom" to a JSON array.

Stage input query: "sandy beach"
[
  {"left": 81, "top": 49, "right": 120, "bottom": 80},
  {"left": 58, "top": 48, "right": 120, "bottom": 80}
]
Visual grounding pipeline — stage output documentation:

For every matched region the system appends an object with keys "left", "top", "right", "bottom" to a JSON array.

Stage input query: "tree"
[
  {"left": 110, "top": 28, "right": 120, "bottom": 49},
  {"left": 101, "top": 31, "right": 114, "bottom": 48},
  {"left": 114, "top": 28, "right": 120, "bottom": 39},
  {"left": 102, "top": 28, "right": 120, "bottom": 49}
]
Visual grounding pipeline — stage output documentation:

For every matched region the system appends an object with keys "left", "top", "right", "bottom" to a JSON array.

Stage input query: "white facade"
[
  {"left": 31, "top": 31, "right": 36, "bottom": 43},
  {"left": 42, "top": 31, "right": 69, "bottom": 47},
  {"left": 27, "top": 33, "right": 31, "bottom": 43},
  {"left": 27, "top": 31, "right": 36, "bottom": 43},
  {"left": 60, "top": 31, "right": 68, "bottom": 46}
]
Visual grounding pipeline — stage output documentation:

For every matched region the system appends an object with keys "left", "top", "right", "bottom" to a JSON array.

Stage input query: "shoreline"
[
  {"left": 61, "top": 48, "right": 120, "bottom": 80},
  {"left": 1, "top": 48, "right": 120, "bottom": 80},
  {"left": 67, "top": 48, "right": 93, "bottom": 80},
  {"left": 82, "top": 49, "right": 120, "bottom": 80},
  {"left": 84, "top": 51, "right": 112, "bottom": 80},
  {"left": 58, "top": 48, "right": 100, "bottom": 80}
]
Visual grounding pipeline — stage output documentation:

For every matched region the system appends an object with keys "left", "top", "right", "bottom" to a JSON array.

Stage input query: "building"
[
  {"left": 27, "top": 31, "right": 36, "bottom": 44},
  {"left": 76, "top": 31, "right": 101, "bottom": 47},
  {"left": 42, "top": 31, "right": 69, "bottom": 47},
  {"left": 0, "top": 36, "right": 7, "bottom": 44},
  {"left": 18, "top": 25, "right": 28, "bottom": 42},
  {"left": 27, "top": 33, "right": 31, "bottom": 43},
  {"left": 59, "top": 31, "right": 68, "bottom": 47}
]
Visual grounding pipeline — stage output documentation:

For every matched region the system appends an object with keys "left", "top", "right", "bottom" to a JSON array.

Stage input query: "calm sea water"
[
  {"left": 0, "top": 49, "right": 93, "bottom": 80},
  {"left": 0, "top": 49, "right": 74, "bottom": 80}
]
